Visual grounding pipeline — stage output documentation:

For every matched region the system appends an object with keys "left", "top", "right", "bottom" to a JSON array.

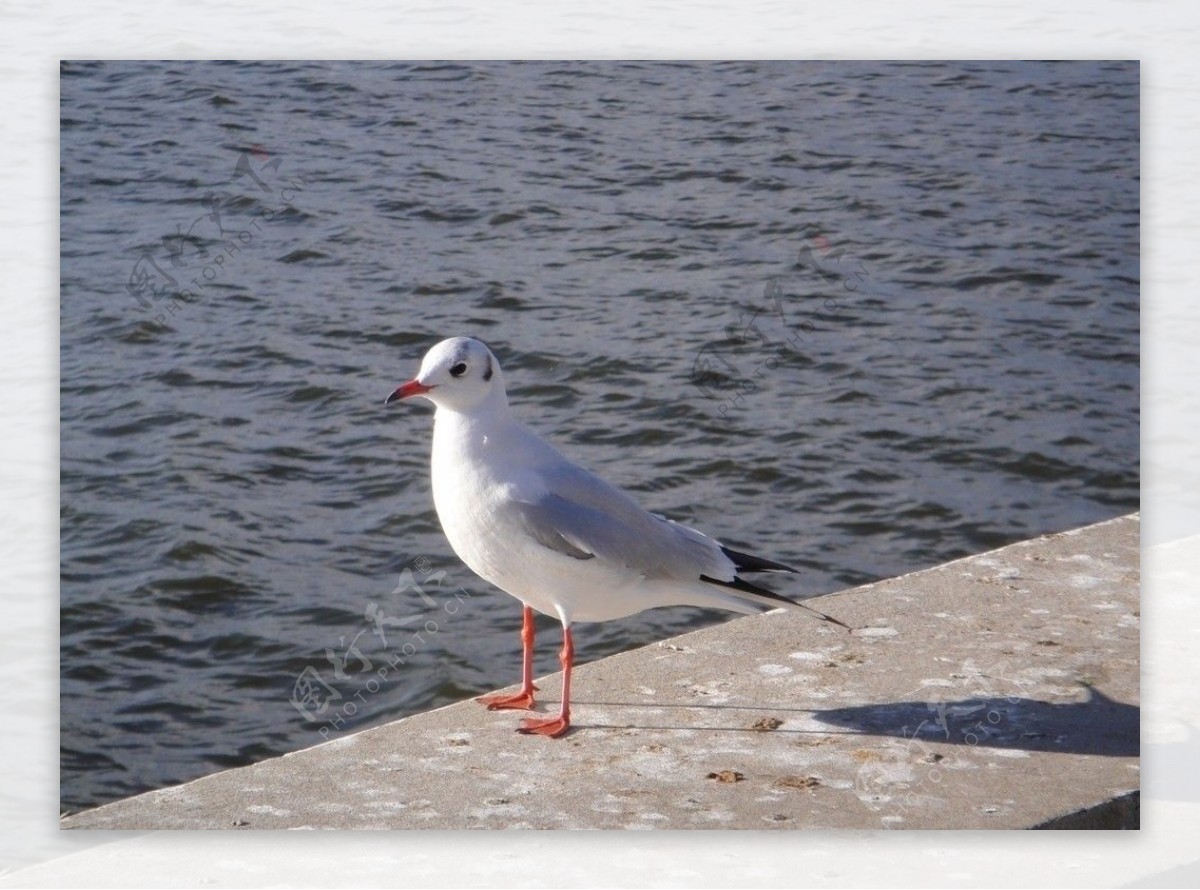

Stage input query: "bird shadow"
[
  {"left": 562, "top": 686, "right": 1138, "bottom": 757},
  {"left": 809, "top": 685, "right": 1138, "bottom": 758}
]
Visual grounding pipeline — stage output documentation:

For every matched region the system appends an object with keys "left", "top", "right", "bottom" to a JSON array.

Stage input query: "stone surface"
[{"left": 61, "top": 514, "right": 1139, "bottom": 831}]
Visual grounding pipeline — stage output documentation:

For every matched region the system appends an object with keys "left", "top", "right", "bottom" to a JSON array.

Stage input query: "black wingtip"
[
  {"left": 702, "top": 573, "right": 793, "bottom": 603},
  {"left": 701, "top": 573, "right": 852, "bottom": 631},
  {"left": 720, "top": 545, "right": 798, "bottom": 574},
  {"left": 800, "top": 605, "right": 852, "bottom": 631}
]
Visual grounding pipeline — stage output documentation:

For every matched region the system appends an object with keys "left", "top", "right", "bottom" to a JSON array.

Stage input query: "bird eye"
[{"left": 449, "top": 362, "right": 468, "bottom": 378}]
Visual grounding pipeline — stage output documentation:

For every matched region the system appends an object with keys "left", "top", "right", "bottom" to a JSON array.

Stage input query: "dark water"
[{"left": 60, "top": 60, "right": 1139, "bottom": 812}]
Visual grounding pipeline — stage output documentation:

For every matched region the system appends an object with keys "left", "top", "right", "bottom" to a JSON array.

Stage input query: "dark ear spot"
[{"left": 483, "top": 354, "right": 493, "bottom": 381}]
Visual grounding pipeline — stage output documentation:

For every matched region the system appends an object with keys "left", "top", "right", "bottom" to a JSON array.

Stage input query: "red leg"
[
  {"left": 476, "top": 605, "right": 540, "bottom": 710},
  {"left": 518, "top": 624, "right": 573, "bottom": 737}
]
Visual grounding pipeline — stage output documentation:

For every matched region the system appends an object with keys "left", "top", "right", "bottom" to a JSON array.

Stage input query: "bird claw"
[
  {"left": 516, "top": 714, "right": 571, "bottom": 737},
  {"left": 476, "top": 690, "right": 537, "bottom": 711}
]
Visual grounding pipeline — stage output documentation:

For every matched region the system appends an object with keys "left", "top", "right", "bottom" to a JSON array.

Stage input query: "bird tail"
[
  {"left": 701, "top": 545, "right": 851, "bottom": 630},
  {"left": 700, "top": 573, "right": 851, "bottom": 630}
]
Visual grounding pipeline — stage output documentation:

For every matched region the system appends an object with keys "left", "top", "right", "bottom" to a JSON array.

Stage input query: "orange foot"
[
  {"left": 476, "top": 686, "right": 538, "bottom": 711},
  {"left": 517, "top": 714, "right": 571, "bottom": 738}
]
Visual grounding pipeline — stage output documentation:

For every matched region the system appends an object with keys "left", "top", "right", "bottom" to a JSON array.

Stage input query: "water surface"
[{"left": 60, "top": 60, "right": 1139, "bottom": 811}]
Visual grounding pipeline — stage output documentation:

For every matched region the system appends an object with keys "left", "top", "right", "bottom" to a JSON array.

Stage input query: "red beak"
[{"left": 385, "top": 379, "right": 433, "bottom": 405}]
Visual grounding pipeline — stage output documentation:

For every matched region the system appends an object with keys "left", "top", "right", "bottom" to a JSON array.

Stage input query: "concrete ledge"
[{"left": 62, "top": 513, "right": 1139, "bottom": 830}]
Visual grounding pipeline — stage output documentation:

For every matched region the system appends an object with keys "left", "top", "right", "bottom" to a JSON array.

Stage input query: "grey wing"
[
  {"left": 515, "top": 495, "right": 597, "bottom": 561},
  {"left": 504, "top": 486, "right": 733, "bottom": 583}
]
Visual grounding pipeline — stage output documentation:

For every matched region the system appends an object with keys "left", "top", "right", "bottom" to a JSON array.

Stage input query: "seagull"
[{"left": 386, "top": 336, "right": 847, "bottom": 737}]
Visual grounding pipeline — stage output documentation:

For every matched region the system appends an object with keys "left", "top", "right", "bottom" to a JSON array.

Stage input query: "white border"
[{"left": 7, "top": 1, "right": 1198, "bottom": 886}]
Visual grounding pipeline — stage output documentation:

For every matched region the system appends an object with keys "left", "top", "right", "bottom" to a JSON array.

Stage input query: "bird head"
[{"left": 386, "top": 337, "right": 507, "bottom": 414}]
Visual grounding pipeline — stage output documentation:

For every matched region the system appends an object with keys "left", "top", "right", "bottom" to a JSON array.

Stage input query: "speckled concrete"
[{"left": 62, "top": 513, "right": 1139, "bottom": 830}]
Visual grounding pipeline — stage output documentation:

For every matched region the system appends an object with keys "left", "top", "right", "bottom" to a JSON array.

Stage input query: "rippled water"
[{"left": 60, "top": 60, "right": 1139, "bottom": 811}]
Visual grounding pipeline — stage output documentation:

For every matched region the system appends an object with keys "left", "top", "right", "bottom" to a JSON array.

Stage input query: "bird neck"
[{"left": 433, "top": 391, "right": 513, "bottom": 443}]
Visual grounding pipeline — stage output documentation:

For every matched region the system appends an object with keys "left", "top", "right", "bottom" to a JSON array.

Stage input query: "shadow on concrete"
[
  {"left": 566, "top": 686, "right": 1138, "bottom": 757},
  {"left": 811, "top": 685, "right": 1138, "bottom": 757}
]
